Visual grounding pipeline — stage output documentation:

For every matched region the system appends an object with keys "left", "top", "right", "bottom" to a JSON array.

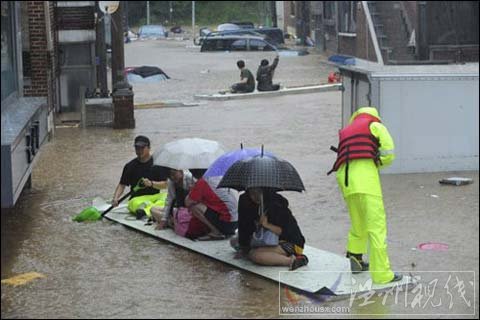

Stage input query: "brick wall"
[
  {"left": 24, "top": 1, "right": 48, "bottom": 97},
  {"left": 338, "top": 35, "right": 356, "bottom": 57},
  {"left": 424, "top": 1, "right": 479, "bottom": 62},
  {"left": 56, "top": 6, "right": 94, "bottom": 30},
  {"left": 354, "top": 3, "right": 378, "bottom": 63},
  {"left": 23, "top": 1, "right": 58, "bottom": 113},
  {"left": 403, "top": 1, "right": 418, "bottom": 31},
  {"left": 430, "top": 45, "right": 479, "bottom": 62}
]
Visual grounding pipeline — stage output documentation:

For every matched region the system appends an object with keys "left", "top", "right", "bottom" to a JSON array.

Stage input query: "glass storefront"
[{"left": 1, "top": 1, "right": 17, "bottom": 102}]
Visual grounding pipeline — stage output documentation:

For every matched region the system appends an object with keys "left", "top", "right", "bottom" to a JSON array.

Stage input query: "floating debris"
[
  {"left": 1, "top": 272, "right": 45, "bottom": 287},
  {"left": 417, "top": 242, "right": 449, "bottom": 251},
  {"left": 439, "top": 177, "right": 473, "bottom": 186}
]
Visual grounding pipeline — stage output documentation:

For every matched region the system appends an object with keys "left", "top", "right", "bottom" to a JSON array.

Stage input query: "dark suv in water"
[
  {"left": 251, "top": 27, "right": 284, "bottom": 45},
  {"left": 198, "top": 27, "right": 284, "bottom": 46},
  {"left": 200, "top": 35, "right": 277, "bottom": 52},
  {"left": 197, "top": 29, "right": 266, "bottom": 46}
]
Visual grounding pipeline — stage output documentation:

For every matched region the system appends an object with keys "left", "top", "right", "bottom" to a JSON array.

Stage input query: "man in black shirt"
[
  {"left": 230, "top": 60, "right": 255, "bottom": 93},
  {"left": 112, "top": 136, "right": 169, "bottom": 218}
]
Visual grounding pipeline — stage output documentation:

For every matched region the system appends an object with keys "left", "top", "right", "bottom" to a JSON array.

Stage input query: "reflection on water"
[
  {"left": 2, "top": 126, "right": 478, "bottom": 318},
  {"left": 0, "top": 127, "right": 282, "bottom": 318}
]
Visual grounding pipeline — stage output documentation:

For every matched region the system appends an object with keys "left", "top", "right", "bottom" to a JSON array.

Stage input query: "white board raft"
[
  {"left": 194, "top": 83, "right": 342, "bottom": 101},
  {"left": 95, "top": 199, "right": 414, "bottom": 296}
]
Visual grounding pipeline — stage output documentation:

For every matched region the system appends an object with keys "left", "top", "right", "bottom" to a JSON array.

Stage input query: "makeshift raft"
[
  {"left": 194, "top": 83, "right": 342, "bottom": 101},
  {"left": 96, "top": 198, "right": 413, "bottom": 296}
]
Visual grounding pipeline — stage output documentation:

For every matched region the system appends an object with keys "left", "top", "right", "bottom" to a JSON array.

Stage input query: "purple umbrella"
[{"left": 204, "top": 147, "right": 274, "bottom": 178}]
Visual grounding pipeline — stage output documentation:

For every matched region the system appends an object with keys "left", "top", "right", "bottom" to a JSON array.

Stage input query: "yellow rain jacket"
[
  {"left": 127, "top": 192, "right": 167, "bottom": 218},
  {"left": 336, "top": 107, "right": 395, "bottom": 198},
  {"left": 335, "top": 107, "right": 396, "bottom": 284}
]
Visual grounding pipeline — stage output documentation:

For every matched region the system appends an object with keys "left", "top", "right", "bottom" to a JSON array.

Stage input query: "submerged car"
[
  {"left": 200, "top": 26, "right": 284, "bottom": 46},
  {"left": 252, "top": 27, "right": 285, "bottom": 45},
  {"left": 216, "top": 23, "right": 241, "bottom": 32},
  {"left": 228, "top": 21, "right": 255, "bottom": 29},
  {"left": 197, "top": 29, "right": 265, "bottom": 46},
  {"left": 138, "top": 25, "right": 168, "bottom": 40},
  {"left": 200, "top": 35, "right": 277, "bottom": 52}
]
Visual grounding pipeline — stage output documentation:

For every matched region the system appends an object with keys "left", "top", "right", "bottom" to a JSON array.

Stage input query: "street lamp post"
[{"left": 192, "top": 1, "right": 195, "bottom": 43}]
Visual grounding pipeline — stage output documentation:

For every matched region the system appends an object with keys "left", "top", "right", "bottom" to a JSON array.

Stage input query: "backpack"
[{"left": 173, "top": 207, "right": 192, "bottom": 237}]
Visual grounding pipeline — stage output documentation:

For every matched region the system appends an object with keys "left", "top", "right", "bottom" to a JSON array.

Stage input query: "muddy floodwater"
[{"left": 2, "top": 40, "right": 478, "bottom": 319}]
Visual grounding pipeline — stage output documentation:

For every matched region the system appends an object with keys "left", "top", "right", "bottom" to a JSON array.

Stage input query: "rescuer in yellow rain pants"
[{"left": 329, "top": 106, "right": 402, "bottom": 284}]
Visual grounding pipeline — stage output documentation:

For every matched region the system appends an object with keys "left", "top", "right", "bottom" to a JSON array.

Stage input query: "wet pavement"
[{"left": 1, "top": 40, "right": 478, "bottom": 318}]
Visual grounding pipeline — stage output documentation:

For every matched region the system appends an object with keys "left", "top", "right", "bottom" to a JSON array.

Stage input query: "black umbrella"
[{"left": 217, "top": 154, "right": 305, "bottom": 192}]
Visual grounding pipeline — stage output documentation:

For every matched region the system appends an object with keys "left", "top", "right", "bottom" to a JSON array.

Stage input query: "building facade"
[
  {"left": 1, "top": 1, "right": 58, "bottom": 208},
  {"left": 276, "top": 1, "right": 479, "bottom": 64}
]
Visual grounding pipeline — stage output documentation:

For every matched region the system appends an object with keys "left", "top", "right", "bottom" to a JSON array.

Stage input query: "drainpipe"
[
  {"left": 44, "top": 1, "right": 53, "bottom": 51},
  {"left": 44, "top": 1, "right": 55, "bottom": 137}
]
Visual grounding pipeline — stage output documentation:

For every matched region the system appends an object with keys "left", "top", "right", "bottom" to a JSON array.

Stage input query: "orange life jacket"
[{"left": 327, "top": 113, "right": 382, "bottom": 186}]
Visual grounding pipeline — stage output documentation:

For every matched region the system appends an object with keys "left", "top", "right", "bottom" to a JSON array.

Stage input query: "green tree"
[{"left": 127, "top": 1, "right": 269, "bottom": 28}]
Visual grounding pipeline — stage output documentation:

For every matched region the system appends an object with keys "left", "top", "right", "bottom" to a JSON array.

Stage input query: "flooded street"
[
  {"left": 2, "top": 40, "right": 478, "bottom": 318},
  {"left": 1, "top": 126, "right": 282, "bottom": 318}
]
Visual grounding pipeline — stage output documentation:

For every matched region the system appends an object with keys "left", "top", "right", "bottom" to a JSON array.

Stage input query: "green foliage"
[
  {"left": 128, "top": 1, "right": 270, "bottom": 28},
  {"left": 194, "top": 1, "right": 263, "bottom": 26}
]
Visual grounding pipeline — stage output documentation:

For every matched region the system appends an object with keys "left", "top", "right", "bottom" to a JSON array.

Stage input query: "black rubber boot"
[
  {"left": 136, "top": 209, "right": 146, "bottom": 220},
  {"left": 390, "top": 273, "right": 403, "bottom": 282},
  {"left": 347, "top": 252, "right": 369, "bottom": 274}
]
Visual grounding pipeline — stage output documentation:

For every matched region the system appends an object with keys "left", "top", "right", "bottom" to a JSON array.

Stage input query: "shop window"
[{"left": 1, "top": 1, "right": 18, "bottom": 102}]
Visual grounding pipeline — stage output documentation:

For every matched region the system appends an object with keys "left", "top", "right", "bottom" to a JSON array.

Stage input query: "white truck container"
[{"left": 337, "top": 62, "right": 479, "bottom": 174}]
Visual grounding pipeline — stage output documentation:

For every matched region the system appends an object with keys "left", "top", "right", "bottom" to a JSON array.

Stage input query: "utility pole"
[
  {"left": 111, "top": 2, "right": 125, "bottom": 86},
  {"left": 271, "top": 1, "right": 277, "bottom": 27},
  {"left": 146, "top": 1, "right": 150, "bottom": 25},
  {"left": 264, "top": 1, "right": 270, "bottom": 27},
  {"left": 192, "top": 1, "right": 195, "bottom": 42},
  {"left": 95, "top": 5, "right": 108, "bottom": 96},
  {"left": 124, "top": 1, "right": 129, "bottom": 31},
  {"left": 111, "top": 2, "right": 134, "bottom": 129}
]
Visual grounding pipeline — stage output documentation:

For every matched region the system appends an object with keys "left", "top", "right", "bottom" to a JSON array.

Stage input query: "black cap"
[{"left": 134, "top": 135, "right": 150, "bottom": 148}]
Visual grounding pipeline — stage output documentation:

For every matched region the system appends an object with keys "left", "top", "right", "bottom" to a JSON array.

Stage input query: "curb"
[
  {"left": 194, "top": 83, "right": 343, "bottom": 101},
  {"left": 135, "top": 101, "right": 202, "bottom": 109}
]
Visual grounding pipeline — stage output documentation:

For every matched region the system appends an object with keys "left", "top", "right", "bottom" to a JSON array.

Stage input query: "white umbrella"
[{"left": 153, "top": 138, "right": 226, "bottom": 170}]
